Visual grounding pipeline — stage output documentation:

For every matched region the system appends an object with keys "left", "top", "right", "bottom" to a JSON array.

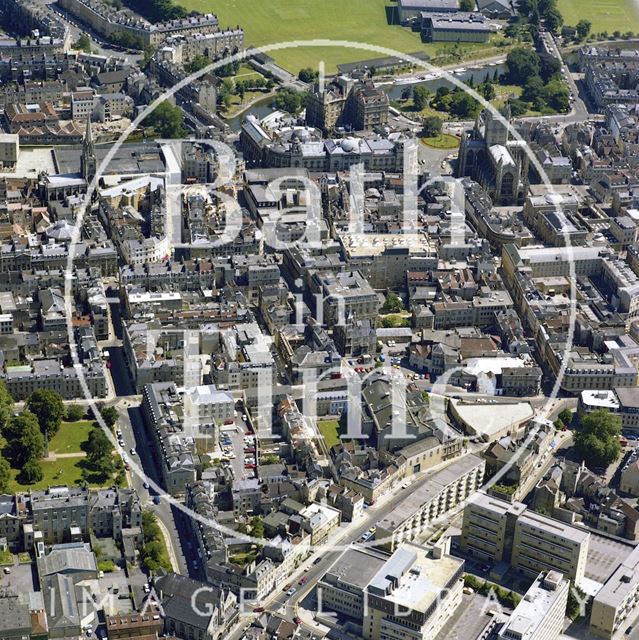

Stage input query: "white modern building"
[
  {"left": 497, "top": 571, "right": 569, "bottom": 640},
  {"left": 363, "top": 542, "right": 464, "bottom": 640}
]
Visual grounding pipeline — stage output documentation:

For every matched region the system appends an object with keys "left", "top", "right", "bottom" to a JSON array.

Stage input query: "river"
[
  {"left": 382, "top": 63, "right": 507, "bottom": 101},
  {"left": 225, "top": 63, "right": 508, "bottom": 131}
]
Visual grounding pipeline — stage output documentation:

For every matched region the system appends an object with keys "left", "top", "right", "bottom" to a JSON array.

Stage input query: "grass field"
[
  {"left": 5, "top": 457, "right": 105, "bottom": 493},
  {"left": 421, "top": 133, "right": 459, "bottom": 149},
  {"left": 557, "top": 0, "right": 639, "bottom": 33},
  {"left": 182, "top": 0, "right": 512, "bottom": 73},
  {"left": 318, "top": 419, "right": 341, "bottom": 448},
  {"left": 48, "top": 420, "right": 94, "bottom": 454}
]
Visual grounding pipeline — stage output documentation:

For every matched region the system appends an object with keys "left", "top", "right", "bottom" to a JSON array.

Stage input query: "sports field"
[
  {"left": 182, "top": 0, "right": 509, "bottom": 73},
  {"left": 557, "top": 0, "right": 639, "bottom": 33}
]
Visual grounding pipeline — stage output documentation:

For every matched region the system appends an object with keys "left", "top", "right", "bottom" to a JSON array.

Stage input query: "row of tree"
[
  {"left": 141, "top": 510, "right": 173, "bottom": 573},
  {"left": 518, "top": 0, "right": 564, "bottom": 33},
  {"left": 505, "top": 47, "right": 571, "bottom": 114},
  {"left": 217, "top": 75, "right": 276, "bottom": 108},
  {"left": 121, "top": 0, "right": 188, "bottom": 23},
  {"left": 0, "top": 383, "right": 121, "bottom": 489}
]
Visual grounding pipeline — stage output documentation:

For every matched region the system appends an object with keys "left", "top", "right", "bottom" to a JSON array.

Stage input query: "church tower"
[
  {"left": 80, "top": 117, "right": 97, "bottom": 183},
  {"left": 484, "top": 104, "right": 510, "bottom": 147}
]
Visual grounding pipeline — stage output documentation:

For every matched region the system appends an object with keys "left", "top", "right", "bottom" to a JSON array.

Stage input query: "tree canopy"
[
  {"left": 100, "top": 406, "right": 119, "bottom": 430},
  {"left": 506, "top": 47, "right": 541, "bottom": 85},
  {"left": 422, "top": 115, "right": 443, "bottom": 138},
  {"left": 274, "top": 88, "right": 306, "bottom": 114},
  {"left": 413, "top": 85, "right": 430, "bottom": 111},
  {"left": 66, "top": 404, "right": 85, "bottom": 422},
  {"left": 121, "top": 0, "right": 187, "bottom": 23},
  {"left": 83, "top": 426, "right": 115, "bottom": 480},
  {"left": 142, "top": 102, "right": 187, "bottom": 139},
  {"left": 5, "top": 412, "right": 45, "bottom": 467},
  {"left": 141, "top": 510, "right": 172, "bottom": 573},
  {"left": 576, "top": 20, "right": 592, "bottom": 40},
  {"left": 19, "top": 459, "right": 43, "bottom": 485},
  {"left": 381, "top": 291, "right": 404, "bottom": 314},
  {"left": 0, "top": 456, "right": 11, "bottom": 493},
  {"left": 574, "top": 409, "right": 622, "bottom": 470},
  {"left": 26, "top": 390, "right": 65, "bottom": 437},
  {"left": 298, "top": 67, "right": 319, "bottom": 83},
  {"left": 558, "top": 409, "right": 573, "bottom": 426},
  {"left": 185, "top": 55, "right": 210, "bottom": 74},
  {"left": 545, "top": 5, "right": 563, "bottom": 33},
  {"left": 449, "top": 92, "right": 479, "bottom": 117},
  {"left": 0, "top": 380, "right": 14, "bottom": 434},
  {"left": 75, "top": 34, "right": 91, "bottom": 53}
]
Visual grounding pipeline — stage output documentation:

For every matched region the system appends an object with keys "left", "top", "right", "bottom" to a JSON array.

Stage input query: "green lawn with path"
[
  {"left": 318, "top": 419, "right": 341, "bottom": 448},
  {"left": 180, "top": 0, "right": 512, "bottom": 73},
  {"left": 557, "top": 0, "right": 639, "bottom": 33},
  {"left": 47, "top": 420, "right": 94, "bottom": 454}
]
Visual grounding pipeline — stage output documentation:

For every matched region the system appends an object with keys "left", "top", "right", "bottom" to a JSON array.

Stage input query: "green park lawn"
[
  {"left": 47, "top": 420, "right": 94, "bottom": 454},
  {"left": 5, "top": 457, "right": 104, "bottom": 493},
  {"left": 4, "top": 419, "right": 124, "bottom": 492},
  {"left": 318, "top": 419, "right": 341, "bottom": 448},
  {"left": 234, "top": 62, "right": 264, "bottom": 81},
  {"left": 557, "top": 0, "right": 639, "bottom": 33},
  {"left": 181, "top": 0, "right": 512, "bottom": 73},
  {"left": 421, "top": 133, "right": 459, "bottom": 149}
]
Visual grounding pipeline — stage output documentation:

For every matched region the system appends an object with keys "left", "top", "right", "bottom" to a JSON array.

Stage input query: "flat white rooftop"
[{"left": 450, "top": 398, "right": 533, "bottom": 438}]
